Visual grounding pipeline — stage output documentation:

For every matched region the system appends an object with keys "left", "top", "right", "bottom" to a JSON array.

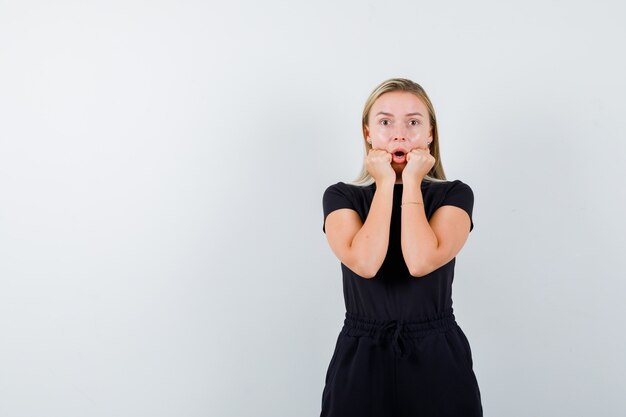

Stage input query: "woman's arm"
[
  {"left": 400, "top": 178, "right": 471, "bottom": 277},
  {"left": 324, "top": 180, "right": 395, "bottom": 279}
]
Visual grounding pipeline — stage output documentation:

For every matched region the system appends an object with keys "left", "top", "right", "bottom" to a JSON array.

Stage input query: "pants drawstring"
[
  {"left": 343, "top": 309, "right": 457, "bottom": 360},
  {"left": 376, "top": 320, "right": 410, "bottom": 359}
]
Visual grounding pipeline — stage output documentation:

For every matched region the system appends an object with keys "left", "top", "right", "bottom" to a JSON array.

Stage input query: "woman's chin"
[{"left": 391, "top": 164, "right": 405, "bottom": 175}]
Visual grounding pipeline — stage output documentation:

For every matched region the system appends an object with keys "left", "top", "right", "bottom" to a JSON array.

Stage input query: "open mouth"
[{"left": 392, "top": 150, "right": 407, "bottom": 163}]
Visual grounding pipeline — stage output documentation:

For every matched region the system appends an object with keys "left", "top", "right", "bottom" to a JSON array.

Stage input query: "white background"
[{"left": 1, "top": 1, "right": 625, "bottom": 416}]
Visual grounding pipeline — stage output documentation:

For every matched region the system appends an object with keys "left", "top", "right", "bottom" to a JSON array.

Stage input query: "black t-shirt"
[{"left": 322, "top": 180, "right": 474, "bottom": 321}]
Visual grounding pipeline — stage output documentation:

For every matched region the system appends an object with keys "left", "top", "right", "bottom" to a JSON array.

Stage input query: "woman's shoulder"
[
  {"left": 326, "top": 180, "right": 374, "bottom": 192},
  {"left": 438, "top": 179, "right": 475, "bottom": 207},
  {"left": 444, "top": 178, "right": 473, "bottom": 191},
  {"left": 428, "top": 178, "right": 472, "bottom": 189},
  {"left": 422, "top": 179, "right": 473, "bottom": 201},
  {"left": 323, "top": 181, "right": 374, "bottom": 208}
]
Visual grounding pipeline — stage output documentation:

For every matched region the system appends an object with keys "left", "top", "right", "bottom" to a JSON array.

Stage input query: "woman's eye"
[
  {"left": 409, "top": 120, "right": 420, "bottom": 126},
  {"left": 380, "top": 119, "right": 390, "bottom": 126}
]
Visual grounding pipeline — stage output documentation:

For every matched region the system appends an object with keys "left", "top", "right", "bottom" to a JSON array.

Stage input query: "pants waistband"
[{"left": 341, "top": 309, "right": 457, "bottom": 359}]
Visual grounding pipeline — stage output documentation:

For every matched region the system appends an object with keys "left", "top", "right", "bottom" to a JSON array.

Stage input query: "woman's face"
[{"left": 365, "top": 91, "right": 433, "bottom": 168}]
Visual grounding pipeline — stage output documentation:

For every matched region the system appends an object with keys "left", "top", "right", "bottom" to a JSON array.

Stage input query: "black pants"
[{"left": 320, "top": 309, "right": 483, "bottom": 417}]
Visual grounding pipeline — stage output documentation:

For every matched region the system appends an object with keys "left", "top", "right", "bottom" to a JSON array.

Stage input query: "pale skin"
[{"left": 324, "top": 91, "right": 472, "bottom": 279}]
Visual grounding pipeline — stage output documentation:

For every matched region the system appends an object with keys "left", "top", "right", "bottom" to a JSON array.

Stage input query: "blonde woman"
[{"left": 320, "top": 78, "right": 483, "bottom": 416}]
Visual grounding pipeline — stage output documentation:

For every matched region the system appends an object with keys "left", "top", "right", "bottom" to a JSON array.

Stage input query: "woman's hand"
[
  {"left": 365, "top": 148, "right": 396, "bottom": 184},
  {"left": 403, "top": 147, "right": 435, "bottom": 183}
]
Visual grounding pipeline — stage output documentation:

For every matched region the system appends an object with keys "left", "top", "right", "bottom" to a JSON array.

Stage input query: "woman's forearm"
[
  {"left": 350, "top": 180, "right": 394, "bottom": 278},
  {"left": 400, "top": 178, "right": 438, "bottom": 277}
]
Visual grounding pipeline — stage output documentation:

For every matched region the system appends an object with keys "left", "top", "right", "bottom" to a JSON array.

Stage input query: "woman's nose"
[
  {"left": 392, "top": 130, "right": 408, "bottom": 141},
  {"left": 392, "top": 126, "right": 409, "bottom": 140}
]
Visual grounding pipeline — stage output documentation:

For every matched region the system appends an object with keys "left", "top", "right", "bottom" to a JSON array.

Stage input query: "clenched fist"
[{"left": 365, "top": 149, "right": 396, "bottom": 185}]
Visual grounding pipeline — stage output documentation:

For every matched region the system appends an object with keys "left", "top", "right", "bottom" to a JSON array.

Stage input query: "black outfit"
[{"left": 320, "top": 180, "right": 483, "bottom": 417}]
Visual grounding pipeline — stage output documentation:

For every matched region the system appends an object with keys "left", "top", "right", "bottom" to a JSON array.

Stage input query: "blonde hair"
[{"left": 350, "top": 78, "right": 448, "bottom": 186}]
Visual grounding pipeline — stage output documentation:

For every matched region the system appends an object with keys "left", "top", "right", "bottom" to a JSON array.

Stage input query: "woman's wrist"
[
  {"left": 401, "top": 175, "right": 423, "bottom": 187},
  {"left": 402, "top": 173, "right": 424, "bottom": 183},
  {"left": 375, "top": 177, "right": 396, "bottom": 188},
  {"left": 401, "top": 177, "right": 423, "bottom": 204}
]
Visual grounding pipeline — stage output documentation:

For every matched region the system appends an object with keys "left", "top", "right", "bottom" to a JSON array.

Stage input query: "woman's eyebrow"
[{"left": 375, "top": 111, "right": 424, "bottom": 117}]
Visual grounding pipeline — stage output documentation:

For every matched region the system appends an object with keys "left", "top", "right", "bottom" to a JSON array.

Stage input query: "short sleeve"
[
  {"left": 440, "top": 180, "right": 474, "bottom": 232},
  {"left": 322, "top": 182, "right": 356, "bottom": 234}
]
